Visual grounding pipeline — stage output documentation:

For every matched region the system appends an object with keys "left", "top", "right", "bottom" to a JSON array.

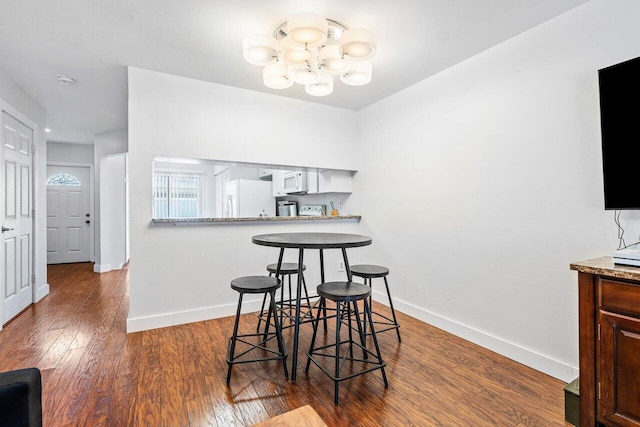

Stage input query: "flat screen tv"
[{"left": 599, "top": 56, "right": 640, "bottom": 210}]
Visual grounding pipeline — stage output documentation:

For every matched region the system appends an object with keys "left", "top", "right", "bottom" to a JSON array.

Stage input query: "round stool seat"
[
  {"left": 266, "top": 263, "right": 306, "bottom": 275},
  {"left": 317, "top": 281, "right": 371, "bottom": 302},
  {"left": 350, "top": 264, "right": 389, "bottom": 278},
  {"left": 231, "top": 276, "right": 280, "bottom": 294}
]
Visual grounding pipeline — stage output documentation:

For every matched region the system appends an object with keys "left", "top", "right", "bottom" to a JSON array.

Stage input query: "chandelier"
[{"left": 242, "top": 13, "right": 376, "bottom": 97}]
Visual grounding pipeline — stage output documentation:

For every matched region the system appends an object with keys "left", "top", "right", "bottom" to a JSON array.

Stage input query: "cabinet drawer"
[{"left": 599, "top": 278, "right": 640, "bottom": 318}]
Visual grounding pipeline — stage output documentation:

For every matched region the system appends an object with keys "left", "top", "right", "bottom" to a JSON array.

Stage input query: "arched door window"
[{"left": 46, "top": 173, "right": 81, "bottom": 186}]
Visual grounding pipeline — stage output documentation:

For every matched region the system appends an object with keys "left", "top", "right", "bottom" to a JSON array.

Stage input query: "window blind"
[{"left": 153, "top": 171, "right": 203, "bottom": 218}]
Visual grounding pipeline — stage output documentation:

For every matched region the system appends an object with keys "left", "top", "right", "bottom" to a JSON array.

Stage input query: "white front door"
[
  {"left": 46, "top": 165, "right": 91, "bottom": 264},
  {"left": 1, "top": 111, "right": 33, "bottom": 324}
]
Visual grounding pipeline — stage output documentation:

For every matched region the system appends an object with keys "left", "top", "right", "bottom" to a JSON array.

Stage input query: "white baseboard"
[
  {"left": 126, "top": 298, "right": 265, "bottom": 333},
  {"left": 94, "top": 263, "right": 126, "bottom": 273},
  {"left": 126, "top": 287, "right": 578, "bottom": 382},
  {"left": 34, "top": 283, "right": 50, "bottom": 302},
  {"left": 93, "top": 264, "right": 112, "bottom": 273},
  {"left": 370, "top": 289, "right": 579, "bottom": 383}
]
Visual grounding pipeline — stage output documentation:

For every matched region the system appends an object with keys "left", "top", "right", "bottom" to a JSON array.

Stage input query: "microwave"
[{"left": 283, "top": 171, "right": 307, "bottom": 194}]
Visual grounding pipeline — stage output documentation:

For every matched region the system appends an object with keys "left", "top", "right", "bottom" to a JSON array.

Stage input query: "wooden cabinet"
[
  {"left": 598, "top": 278, "right": 640, "bottom": 426},
  {"left": 571, "top": 258, "right": 640, "bottom": 426}
]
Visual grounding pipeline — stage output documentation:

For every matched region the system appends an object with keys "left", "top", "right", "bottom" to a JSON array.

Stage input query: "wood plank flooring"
[{"left": 0, "top": 263, "right": 573, "bottom": 426}]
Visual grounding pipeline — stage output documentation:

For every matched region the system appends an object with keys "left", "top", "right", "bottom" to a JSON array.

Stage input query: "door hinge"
[
  {"left": 32, "top": 209, "right": 35, "bottom": 219},
  {"left": 598, "top": 382, "right": 601, "bottom": 400},
  {"left": 31, "top": 144, "right": 36, "bottom": 155},
  {"left": 31, "top": 274, "right": 36, "bottom": 285},
  {"left": 598, "top": 323, "right": 601, "bottom": 341}
]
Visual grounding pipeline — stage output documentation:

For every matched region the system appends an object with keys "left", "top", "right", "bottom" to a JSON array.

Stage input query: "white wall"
[
  {"left": 355, "top": 0, "right": 640, "bottom": 381},
  {"left": 98, "top": 153, "right": 128, "bottom": 272},
  {"left": 94, "top": 128, "right": 128, "bottom": 270},
  {"left": 0, "top": 69, "right": 49, "bottom": 329},
  {"left": 126, "top": 0, "right": 640, "bottom": 381},
  {"left": 127, "top": 68, "right": 360, "bottom": 332},
  {"left": 47, "top": 141, "right": 94, "bottom": 164}
]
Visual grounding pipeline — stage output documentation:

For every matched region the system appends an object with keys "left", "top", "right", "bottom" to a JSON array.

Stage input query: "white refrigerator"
[{"left": 223, "top": 179, "right": 275, "bottom": 218}]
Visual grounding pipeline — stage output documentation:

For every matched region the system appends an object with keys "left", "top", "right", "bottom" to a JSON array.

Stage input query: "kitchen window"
[{"left": 153, "top": 170, "right": 204, "bottom": 218}]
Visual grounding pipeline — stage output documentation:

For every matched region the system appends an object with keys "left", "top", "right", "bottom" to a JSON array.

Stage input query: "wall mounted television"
[{"left": 599, "top": 56, "right": 640, "bottom": 210}]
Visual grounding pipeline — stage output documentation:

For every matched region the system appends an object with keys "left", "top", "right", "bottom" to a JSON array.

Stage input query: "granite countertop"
[
  {"left": 570, "top": 256, "right": 640, "bottom": 281},
  {"left": 151, "top": 215, "right": 361, "bottom": 225}
]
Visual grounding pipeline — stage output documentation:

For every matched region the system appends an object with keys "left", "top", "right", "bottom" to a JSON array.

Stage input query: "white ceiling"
[{"left": 0, "top": 0, "right": 589, "bottom": 144}]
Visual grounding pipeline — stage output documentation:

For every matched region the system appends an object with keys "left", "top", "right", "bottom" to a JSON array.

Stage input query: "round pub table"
[{"left": 252, "top": 232, "right": 372, "bottom": 382}]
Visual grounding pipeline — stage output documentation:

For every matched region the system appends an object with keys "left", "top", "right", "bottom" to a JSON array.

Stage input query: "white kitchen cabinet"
[
  {"left": 272, "top": 169, "right": 353, "bottom": 195},
  {"left": 317, "top": 170, "right": 353, "bottom": 193},
  {"left": 258, "top": 168, "right": 273, "bottom": 179},
  {"left": 219, "top": 166, "right": 260, "bottom": 182},
  {"left": 306, "top": 170, "right": 318, "bottom": 194},
  {"left": 271, "top": 170, "right": 287, "bottom": 197}
]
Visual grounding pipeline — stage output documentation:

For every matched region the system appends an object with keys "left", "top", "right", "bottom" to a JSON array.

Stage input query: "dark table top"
[{"left": 252, "top": 232, "right": 372, "bottom": 249}]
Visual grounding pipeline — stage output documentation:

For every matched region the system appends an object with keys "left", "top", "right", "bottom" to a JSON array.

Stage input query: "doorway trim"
[{"left": 46, "top": 161, "right": 95, "bottom": 263}]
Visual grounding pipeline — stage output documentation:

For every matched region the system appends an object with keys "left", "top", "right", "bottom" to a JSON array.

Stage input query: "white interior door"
[
  {"left": 1, "top": 111, "right": 33, "bottom": 324},
  {"left": 46, "top": 165, "right": 91, "bottom": 264}
]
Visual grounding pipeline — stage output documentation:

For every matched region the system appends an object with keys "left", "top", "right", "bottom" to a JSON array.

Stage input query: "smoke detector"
[{"left": 56, "top": 74, "right": 77, "bottom": 85}]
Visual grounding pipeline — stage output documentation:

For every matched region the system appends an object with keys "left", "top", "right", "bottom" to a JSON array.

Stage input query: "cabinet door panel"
[{"left": 599, "top": 311, "right": 640, "bottom": 426}]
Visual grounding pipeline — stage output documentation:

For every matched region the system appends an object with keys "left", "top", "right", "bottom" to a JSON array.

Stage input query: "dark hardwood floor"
[{"left": 0, "top": 263, "right": 572, "bottom": 426}]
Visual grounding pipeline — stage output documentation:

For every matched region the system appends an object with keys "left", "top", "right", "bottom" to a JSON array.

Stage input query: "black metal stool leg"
[
  {"left": 319, "top": 249, "right": 328, "bottom": 332},
  {"left": 306, "top": 297, "right": 323, "bottom": 373},
  {"left": 262, "top": 292, "right": 273, "bottom": 341},
  {"left": 301, "top": 274, "right": 314, "bottom": 322},
  {"left": 256, "top": 272, "right": 274, "bottom": 333},
  {"left": 352, "top": 301, "right": 368, "bottom": 360},
  {"left": 384, "top": 276, "right": 401, "bottom": 342},
  {"left": 347, "top": 301, "right": 354, "bottom": 358},
  {"left": 334, "top": 300, "right": 341, "bottom": 405},
  {"left": 270, "top": 289, "right": 289, "bottom": 379},
  {"left": 257, "top": 293, "right": 267, "bottom": 333},
  {"left": 364, "top": 298, "right": 388, "bottom": 388},
  {"left": 289, "top": 274, "right": 300, "bottom": 323},
  {"left": 227, "top": 293, "right": 244, "bottom": 385},
  {"left": 280, "top": 274, "right": 285, "bottom": 327},
  {"left": 363, "top": 277, "right": 371, "bottom": 336},
  {"left": 317, "top": 297, "right": 327, "bottom": 332}
]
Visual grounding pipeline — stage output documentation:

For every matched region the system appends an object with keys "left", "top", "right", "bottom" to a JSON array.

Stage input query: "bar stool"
[
  {"left": 257, "top": 263, "right": 314, "bottom": 331},
  {"left": 226, "top": 276, "right": 288, "bottom": 385},
  {"left": 305, "top": 281, "right": 388, "bottom": 405},
  {"left": 351, "top": 264, "right": 401, "bottom": 342}
]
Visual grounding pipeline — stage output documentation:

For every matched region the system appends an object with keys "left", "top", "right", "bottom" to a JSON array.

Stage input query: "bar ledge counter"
[{"left": 151, "top": 215, "right": 361, "bottom": 225}]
